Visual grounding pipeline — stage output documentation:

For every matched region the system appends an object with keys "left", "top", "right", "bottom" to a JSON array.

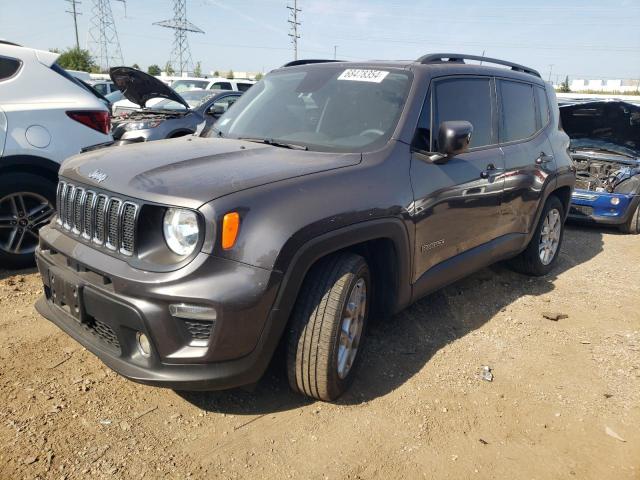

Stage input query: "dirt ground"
[{"left": 0, "top": 224, "right": 638, "bottom": 480}]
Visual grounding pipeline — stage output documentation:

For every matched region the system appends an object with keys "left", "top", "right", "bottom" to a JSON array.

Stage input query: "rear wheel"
[
  {"left": 0, "top": 173, "right": 56, "bottom": 269},
  {"left": 287, "top": 253, "right": 370, "bottom": 401},
  {"left": 619, "top": 203, "right": 640, "bottom": 234},
  {"left": 510, "top": 195, "right": 565, "bottom": 276}
]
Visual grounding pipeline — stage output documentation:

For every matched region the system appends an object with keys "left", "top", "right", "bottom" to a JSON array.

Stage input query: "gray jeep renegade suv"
[{"left": 35, "top": 54, "right": 575, "bottom": 401}]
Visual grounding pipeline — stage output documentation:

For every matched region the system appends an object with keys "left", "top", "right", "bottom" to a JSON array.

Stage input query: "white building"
[{"left": 570, "top": 78, "right": 640, "bottom": 93}]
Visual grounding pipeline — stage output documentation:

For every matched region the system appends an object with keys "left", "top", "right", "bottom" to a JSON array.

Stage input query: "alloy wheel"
[{"left": 0, "top": 192, "right": 55, "bottom": 255}]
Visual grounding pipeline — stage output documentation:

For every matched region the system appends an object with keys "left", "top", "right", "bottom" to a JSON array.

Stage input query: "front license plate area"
[{"left": 48, "top": 270, "right": 84, "bottom": 322}]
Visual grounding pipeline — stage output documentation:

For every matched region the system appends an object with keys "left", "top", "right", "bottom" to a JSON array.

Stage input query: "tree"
[
  {"left": 131, "top": 63, "right": 140, "bottom": 70},
  {"left": 226, "top": 69, "right": 234, "bottom": 79},
  {"left": 213, "top": 70, "right": 220, "bottom": 77},
  {"left": 147, "top": 64, "right": 161, "bottom": 76},
  {"left": 194, "top": 61, "right": 202, "bottom": 77},
  {"left": 559, "top": 75, "right": 571, "bottom": 93},
  {"left": 254, "top": 72, "right": 264, "bottom": 81},
  {"left": 164, "top": 61, "right": 175, "bottom": 76},
  {"left": 52, "top": 47, "right": 97, "bottom": 72}
]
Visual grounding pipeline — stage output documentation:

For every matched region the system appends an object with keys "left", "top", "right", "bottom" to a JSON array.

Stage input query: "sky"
[{"left": 1, "top": 0, "right": 639, "bottom": 81}]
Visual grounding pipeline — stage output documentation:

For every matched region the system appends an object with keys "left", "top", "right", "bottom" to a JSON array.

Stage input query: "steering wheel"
[{"left": 359, "top": 128, "right": 384, "bottom": 137}]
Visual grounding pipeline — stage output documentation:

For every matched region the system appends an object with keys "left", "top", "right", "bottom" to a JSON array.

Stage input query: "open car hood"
[
  {"left": 109, "top": 66, "right": 190, "bottom": 109},
  {"left": 559, "top": 100, "right": 640, "bottom": 158}
]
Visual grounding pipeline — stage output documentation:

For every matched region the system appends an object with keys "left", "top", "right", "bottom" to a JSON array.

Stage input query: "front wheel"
[
  {"left": 0, "top": 173, "right": 57, "bottom": 269},
  {"left": 510, "top": 195, "right": 565, "bottom": 276},
  {"left": 619, "top": 203, "right": 640, "bottom": 234},
  {"left": 287, "top": 253, "right": 370, "bottom": 401}
]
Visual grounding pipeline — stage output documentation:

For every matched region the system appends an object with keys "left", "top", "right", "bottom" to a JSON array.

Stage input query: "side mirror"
[
  {"left": 429, "top": 121, "right": 473, "bottom": 163},
  {"left": 210, "top": 104, "right": 226, "bottom": 116}
]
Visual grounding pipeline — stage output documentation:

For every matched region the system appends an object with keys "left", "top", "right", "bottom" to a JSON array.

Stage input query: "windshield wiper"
[{"left": 238, "top": 137, "right": 308, "bottom": 151}]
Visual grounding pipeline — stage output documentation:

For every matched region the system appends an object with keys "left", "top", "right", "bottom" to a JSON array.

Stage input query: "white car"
[
  {"left": 0, "top": 41, "right": 112, "bottom": 267},
  {"left": 111, "top": 76, "right": 255, "bottom": 116}
]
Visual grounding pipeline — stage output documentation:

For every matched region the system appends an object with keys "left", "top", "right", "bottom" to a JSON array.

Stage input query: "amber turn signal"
[{"left": 221, "top": 212, "right": 240, "bottom": 250}]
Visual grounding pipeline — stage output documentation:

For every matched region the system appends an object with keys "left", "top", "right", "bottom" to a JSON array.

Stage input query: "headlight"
[
  {"left": 610, "top": 197, "right": 620, "bottom": 206},
  {"left": 125, "top": 120, "right": 163, "bottom": 130},
  {"left": 163, "top": 208, "right": 199, "bottom": 256}
]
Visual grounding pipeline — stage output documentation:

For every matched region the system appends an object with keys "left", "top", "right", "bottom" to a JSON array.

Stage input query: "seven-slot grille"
[{"left": 56, "top": 181, "right": 139, "bottom": 256}]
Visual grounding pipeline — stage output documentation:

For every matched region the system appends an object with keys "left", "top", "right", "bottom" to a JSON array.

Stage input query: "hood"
[
  {"left": 109, "top": 66, "right": 190, "bottom": 109},
  {"left": 559, "top": 100, "right": 640, "bottom": 158},
  {"left": 60, "top": 136, "right": 361, "bottom": 209}
]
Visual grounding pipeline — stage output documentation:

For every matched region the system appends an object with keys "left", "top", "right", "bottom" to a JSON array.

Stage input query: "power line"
[
  {"left": 64, "top": 0, "right": 82, "bottom": 50},
  {"left": 154, "top": 0, "right": 204, "bottom": 75},
  {"left": 287, "top": 0, "right": 300, "bottom": 61},
  {"left": 88, "top": 0, "right": 125, "bottom": 71}
]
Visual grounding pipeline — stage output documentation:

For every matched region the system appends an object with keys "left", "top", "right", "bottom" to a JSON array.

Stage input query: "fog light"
[
  {"left": 610, "top": 197, "right": 620, "bottom": 206},
  {"left": 169, "top": 303, "right": 217, "bottom": 321},
  {"left": 136, "top": 332, "right": 151, "bottom": 357}
]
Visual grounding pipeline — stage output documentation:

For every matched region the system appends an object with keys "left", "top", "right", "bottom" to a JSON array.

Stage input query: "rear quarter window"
[
  {"left": 534, "top": 86, "right": 550, "bottom": 129},
  {"left": 0, "top": 56, "right": 22, "bottom": 81},
  {"left": 499, "top": 80, "right": 537, "bottom": 142}
]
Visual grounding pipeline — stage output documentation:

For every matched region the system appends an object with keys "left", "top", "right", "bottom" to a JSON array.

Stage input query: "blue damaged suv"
[{"left": 561, "top": 99, "right": 640, "bottom": 233}]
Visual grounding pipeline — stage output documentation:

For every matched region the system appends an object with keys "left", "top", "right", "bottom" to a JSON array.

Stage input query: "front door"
[{"left": 410, "top": 76, "right": 505, "bottom": 282}]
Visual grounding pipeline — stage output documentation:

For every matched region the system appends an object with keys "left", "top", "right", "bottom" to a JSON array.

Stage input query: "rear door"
[
  {"left": 498, "top": 79, "right": 555, "bottom": 235},
  {"left": 410, "top": 76, "right": 505, "bottom": 280}
]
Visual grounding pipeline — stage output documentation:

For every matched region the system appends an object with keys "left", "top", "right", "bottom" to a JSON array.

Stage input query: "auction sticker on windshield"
[{"left": 337, "top": 69, "right": 389, "bottom": 83}]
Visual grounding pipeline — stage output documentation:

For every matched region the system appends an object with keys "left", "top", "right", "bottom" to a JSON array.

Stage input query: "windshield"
[
  {"left": 171, "top": 79, "right": 210, "bottom": 92},
  {"left": 209, "top": 66, "right": 412, "bottom": 152},
  {"left": 153, "top": 90, "right": 215, "bottom": 110}
]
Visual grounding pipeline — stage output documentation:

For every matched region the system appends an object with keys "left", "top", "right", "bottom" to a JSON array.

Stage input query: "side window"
[
  {"left": 499, "top": 80, "right": 536, "bottom": 142},
  {"left": 0, "top": 57, "right": 22, "bottom": 81},
  {"left": 237, "top": 83, "right": 253, "bottom": 92},
  {"left": 93, "top": 83, "right": 107, "bottom": 95},
  {"left": 210, "top": 82, "right": 232, "bottom": 90},
  {"left": 432, "top": 77, "right": 493, "bottom": 150},
  {"left": 534, "top": 86, "right": 550, "bottom": 129}
]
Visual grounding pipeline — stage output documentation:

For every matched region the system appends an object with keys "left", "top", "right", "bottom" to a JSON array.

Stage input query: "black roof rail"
[
  {"left": 0, "top": 40, "right": 22, "bottom": 47},
  {"left": 282, "top": 59, "right": 345, "bottom": 68},
  {"left": 417, "top": 53, "right": 541, "bottom": 78}
]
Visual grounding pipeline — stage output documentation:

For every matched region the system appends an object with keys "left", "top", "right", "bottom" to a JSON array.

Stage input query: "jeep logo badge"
[{"left": 88, "top": 169, "right": 108, "bottom": 183}]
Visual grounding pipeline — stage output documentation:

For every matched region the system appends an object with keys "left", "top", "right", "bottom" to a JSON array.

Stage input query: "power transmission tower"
[
  {"left": 88, "top": 0, "right": 125, "bottom": 71},
  {"left": 65, "top": 0, "right": 82, "bottom": 50},
  {"left": 154, "top": 0, "right": 204, "bottom": 75},
  {"left": 287, "top": 0, "right": 301, "bottom": 61}
]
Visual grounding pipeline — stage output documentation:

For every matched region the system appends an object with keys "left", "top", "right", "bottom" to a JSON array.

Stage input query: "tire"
[
  {"left": 619, "top": 203, "right": 640, "bottom": 234},
  {"left": 287, "top": 252, "right": 370, "bottom": 401},
  {"left": 510, "top": 195, "right": 565, "bottom": 276},
  {"left": 0, "top": 173, "right": 57, "bottom": 269}
]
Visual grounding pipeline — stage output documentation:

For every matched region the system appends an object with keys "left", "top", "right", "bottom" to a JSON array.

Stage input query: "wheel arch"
[
  {"left": 0, "top": 154, "right": 60, "bottom": 184},
  {"left": 272, "top": 218, "right": 413, "bottom": 329}
]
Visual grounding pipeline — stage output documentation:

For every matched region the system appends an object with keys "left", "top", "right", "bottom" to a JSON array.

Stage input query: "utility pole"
[
  {"left": 88, "top": 0, "right": 125, "bottom": 71},
  {"left": 287, "top": 0, "right": 301, "bottom": 61},
  {"left": 154, "top": 0, "right": 204, "bottom": 75},
  {"left": 548, "top": 64, "right": 554, "bottom": 83},
  {"left": 65, "top": 0, "right": 82, "bottom": 50},
  {"left": 333, "top": 45, "right": 338, "bottom": 60}
]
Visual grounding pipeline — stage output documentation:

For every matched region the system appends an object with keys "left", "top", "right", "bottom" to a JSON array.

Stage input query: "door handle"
[
  {"left": 536, "top": 152, "right": 554, "bottom": 165},
  {"left": 480, "top": 163, "right": 505, "bottom": 179}
]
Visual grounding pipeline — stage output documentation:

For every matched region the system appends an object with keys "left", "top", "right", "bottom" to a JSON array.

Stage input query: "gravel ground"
[{"left": 0, "top": 225, "right": 639, "bottom": 480}]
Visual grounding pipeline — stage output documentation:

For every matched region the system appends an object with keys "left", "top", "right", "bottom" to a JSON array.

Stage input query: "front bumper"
[
  {"left": 34, "top": 225, "right": 283, "bottom": 391},
  {"left": 568, "top": 190, "right": 639, "bottom": 226}
]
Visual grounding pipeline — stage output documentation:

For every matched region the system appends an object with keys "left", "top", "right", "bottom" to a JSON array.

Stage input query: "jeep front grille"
[{"left": 56, "top": 181, "right": 139, "bottom": 256}]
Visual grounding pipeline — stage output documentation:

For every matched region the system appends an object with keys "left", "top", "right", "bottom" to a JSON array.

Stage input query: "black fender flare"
[
  {"left": 525, "top": 171, "right": 575, "bottom": 244},
  {"left": 271, "top": 218, "right": 413, "bottom": 332}
]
